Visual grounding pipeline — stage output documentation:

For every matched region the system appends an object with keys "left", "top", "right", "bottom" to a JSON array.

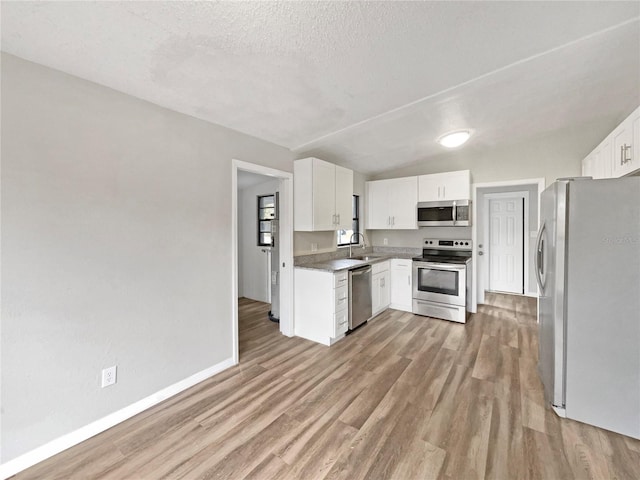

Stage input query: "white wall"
[
  {"left": 0, "top": 53, "right": 293, "bottom": 463},
  {"left": 238, "top": 178, "right": 279, "bottom": 302}
]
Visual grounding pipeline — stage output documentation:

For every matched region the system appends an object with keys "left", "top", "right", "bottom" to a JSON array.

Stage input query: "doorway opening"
[
  {"left": 484, "top": 192, "right": 528, "bottom": 295},
  {"left": 232, "top": 160, "right": 293, "bottom": 365},
  {"left": 471, "top": 178, "right": 545, "bottom": 311}
]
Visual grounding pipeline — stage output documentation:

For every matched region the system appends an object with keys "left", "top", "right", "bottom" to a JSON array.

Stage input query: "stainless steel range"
[{"left": 412, "top": 238, "right": 472, "bottom": 323}]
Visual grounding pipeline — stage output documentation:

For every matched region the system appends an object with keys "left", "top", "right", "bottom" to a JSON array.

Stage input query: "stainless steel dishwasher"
[{"left": 348, "top": 265, "right": 373, "bottom": 330}]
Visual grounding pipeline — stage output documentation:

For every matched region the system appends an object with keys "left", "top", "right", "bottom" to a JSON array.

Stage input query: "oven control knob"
[
  {"left": 455, "top": 242, "right": 459, "bottom": 245},
  {"left": 465, "top": 242, "right": 469, "bottom": 245}
]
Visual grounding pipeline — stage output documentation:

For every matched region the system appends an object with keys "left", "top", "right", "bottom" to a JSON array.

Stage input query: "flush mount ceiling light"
[{"left": 438, "top": 130, "right": 472, "bottom": 148}]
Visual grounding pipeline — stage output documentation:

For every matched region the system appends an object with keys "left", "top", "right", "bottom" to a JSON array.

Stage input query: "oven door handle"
[{"left": 414, "top": 262, "right": 466, "bottom": 271}]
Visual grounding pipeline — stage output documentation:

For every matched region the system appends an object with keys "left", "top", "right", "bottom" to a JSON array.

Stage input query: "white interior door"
[{"left": 489, "top": 197, "right": 524, "bottom": 294}]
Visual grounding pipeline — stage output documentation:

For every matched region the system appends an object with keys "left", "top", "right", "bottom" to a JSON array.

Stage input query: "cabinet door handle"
[
  {"left": 620, "top": 145, "right": 632, "bottom": 165},
  {"left": 624, "top": 144, "right": 632, "bottom": 164},
  {"left": 443, "top": 186, "right": 446, "bottom": 198},
  {"left": 407, "top": 275, "right": 410, "bottom": 285},
  {"left": 337, "top": 214, "right": 341, "bottom": 224}
]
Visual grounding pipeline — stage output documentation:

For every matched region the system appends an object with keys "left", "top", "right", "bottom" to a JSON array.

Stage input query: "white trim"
[
  {"left": 552, "top": 405, "right": 567, "bottom": 418},
  {"left": 278, "top": 176, "right": 295, "bottom": 337},
  {"left": 0, "top": 358, "right": 235, "bottom": 480},
  {"left": 231, "top": 160, "right": 294, "bottom": 364},
  {"left": 483, "top": 191, "right": 529, "bottom": 296},
  {"left": 471, "top": 178, "right": 545, "bottom": 312}
]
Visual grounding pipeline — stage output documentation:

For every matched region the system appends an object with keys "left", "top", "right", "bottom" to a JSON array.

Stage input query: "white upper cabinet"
[
  {"left": 582, "top": 137, "right": 613, "bottom": 179},
  {"left": 581, "top": 151, "right": 594, "bottom": 178},
  {"left": 294, "top": 157, "right": 353, "bottom": 231},
  {"left": 310, "top": 159, "right": 336, "bottom": 231},
  {"left": 418, "top": 170, "right": 470, "bottom": 202},
  {"left": 583, "top": 106, "right": 640, "bottom": 179},
  {"left": 334, "top": 165, "right": 354, "bottom": 230},
  {"left": 366, "top": 176, "right": 418, "bottom": 229},
  {"left": 595, "top": 137, "right": 613, "bottom": 179},
  {"left": 612, "top": 108, "right": 640, "bottom": 178}
]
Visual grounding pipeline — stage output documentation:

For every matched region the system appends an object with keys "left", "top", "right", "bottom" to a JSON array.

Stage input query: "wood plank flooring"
[{"left": 13, "top": 293, "right": 640, "bottom": 479}]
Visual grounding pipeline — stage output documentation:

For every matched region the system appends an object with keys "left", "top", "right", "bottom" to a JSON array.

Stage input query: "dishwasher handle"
[{"left": 350, "top": 265, "right": 372, "bottom": 276}]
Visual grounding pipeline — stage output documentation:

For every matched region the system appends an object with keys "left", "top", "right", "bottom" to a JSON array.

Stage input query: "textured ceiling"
[{"left": 2, "top": 1, "right": 640, "bottom": 174}]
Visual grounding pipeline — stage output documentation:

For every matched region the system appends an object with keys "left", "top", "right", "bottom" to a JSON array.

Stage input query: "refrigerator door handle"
[{"left": 535, "top": 221, "right": 546, "bottom": 293}]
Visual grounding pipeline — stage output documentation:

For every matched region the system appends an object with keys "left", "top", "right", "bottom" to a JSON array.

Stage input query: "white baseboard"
[{"left": 0, "top": 357, "right": 236, "bottom": 480}]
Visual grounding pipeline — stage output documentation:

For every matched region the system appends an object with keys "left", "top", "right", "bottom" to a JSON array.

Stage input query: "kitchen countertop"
[{"left": 295, "top": 253, "right": 415, "bottom": 272}]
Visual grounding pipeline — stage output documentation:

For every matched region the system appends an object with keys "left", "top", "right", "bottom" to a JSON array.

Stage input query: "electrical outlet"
[
  {"left": 311, "top": 243, "right": 318, "bottom": 252},
  {"left": 383, "top": 238, "right": 388, "bottom": 245},
  {"left": 101, "top": 366, "right": 117, "bottom": 388}
]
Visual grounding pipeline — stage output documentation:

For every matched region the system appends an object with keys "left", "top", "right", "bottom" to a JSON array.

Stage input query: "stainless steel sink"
[{"left": 348, "top": 255, "right": 382, "bottom": 261}]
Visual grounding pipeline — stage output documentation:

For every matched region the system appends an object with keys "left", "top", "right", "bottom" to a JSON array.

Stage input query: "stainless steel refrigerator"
[{"left": 536, "top": 177, "right": 640, "bottom": 439}]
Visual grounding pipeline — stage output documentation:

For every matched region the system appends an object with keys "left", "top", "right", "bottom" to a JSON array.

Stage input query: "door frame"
[
  {"left": 471, "top": 177, "right": 545, "bottom": 312},
  {"left": 483, "top": 191, "right": 529, "bottom": 296},
  {"left": 232, "top": 160, "right": 294, "bottom": 365}
]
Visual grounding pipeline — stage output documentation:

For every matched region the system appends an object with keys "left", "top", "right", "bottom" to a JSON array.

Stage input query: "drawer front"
[
  {"left": 391, "top": 259, "right": 411, "bottom": 269},
  {"left": 335, "top": 309, "right": 349, "bottom": 335},
  {"left": 334, "top": 271, "right": 348, "bottom": 288},
  {"left": 334, "top": 285, "right": 348, "bottom": 312},
  {"left": 372, "top": 261, "right": 390, "bottom": 275}
]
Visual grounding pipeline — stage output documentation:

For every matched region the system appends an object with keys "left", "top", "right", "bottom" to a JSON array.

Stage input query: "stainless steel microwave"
[{"left": 417, "top": 200, "right": 471, "bottom": 227}]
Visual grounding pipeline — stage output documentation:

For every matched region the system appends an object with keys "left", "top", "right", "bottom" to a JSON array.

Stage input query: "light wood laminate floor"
[{"left": 14, "top": 294, "right": 640, "bottom": 479}]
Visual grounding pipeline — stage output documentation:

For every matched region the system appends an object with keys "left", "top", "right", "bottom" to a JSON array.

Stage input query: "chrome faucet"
[{"left": 349, "top": 232, "right": 366, "bottom": 258}]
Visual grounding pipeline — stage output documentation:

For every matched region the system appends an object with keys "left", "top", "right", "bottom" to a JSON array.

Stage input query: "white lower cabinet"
[
  {"left": 371, "top": 261, "right": 390, "bottom": 316},
  {"left": 390, "top": 259, "right": 413, "bottom": 312},
  {"left": 294, "top": 268, "right": 349, "bottom": 345}
]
